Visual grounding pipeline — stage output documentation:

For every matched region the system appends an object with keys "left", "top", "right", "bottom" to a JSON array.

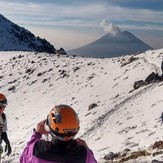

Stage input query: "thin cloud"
[
  {"left": 0, "top": 1, "right": 106, "bottom": 28},
  {"left": 1, "top": 0, "right": 163, "bottom": 30},
  {"left": 121, "top": 24, "right": 163, "bottom": 31}
]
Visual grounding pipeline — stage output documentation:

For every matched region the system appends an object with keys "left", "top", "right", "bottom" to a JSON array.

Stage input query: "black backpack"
[{"left": 145, "top": 72, "right": 156, "bottom": 84}]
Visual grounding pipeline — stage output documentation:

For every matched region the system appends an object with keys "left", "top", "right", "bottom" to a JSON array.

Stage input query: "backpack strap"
[
  {"left": 0, "top": 113, "right": 6, "bottom": 143},
  {"left": 1, "top": 113, "right": 6, "bottom": 122}
]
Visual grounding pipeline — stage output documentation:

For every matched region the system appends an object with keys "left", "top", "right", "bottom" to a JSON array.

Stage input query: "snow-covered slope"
[
  {"left": 0, "top": 14, "right": 55, "bottom": 53},
  {"left": 68, "top": 31, "right": 152, "bottom": 58},
  {"left": 0, "top": 49, "right": 163, "bottom": 162}
]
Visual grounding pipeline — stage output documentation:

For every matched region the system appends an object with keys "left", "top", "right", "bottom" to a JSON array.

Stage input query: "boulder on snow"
[
  {"left": 133, "top": 80, "right": 146, "bottom": 89},
  {"left": 152, "top": 160, "right": 163, "bottom": 163},
  {"left": 55, "top": 48, "right": 67, "bottom": 56},
  {"left": 161, "top": 112, "right": 163, "bottom": 122},
  {"left": 152, "top": 141, "right": 163, "bottom": 150},
  {"left": 104, "top": 152, "right": 118, "bottom": 160},
  {"left": 88, "top": 103, "right": 98, "bottom": 111},
  {"left": 121, "top": 56, "right": 139, "bottom": 67}
]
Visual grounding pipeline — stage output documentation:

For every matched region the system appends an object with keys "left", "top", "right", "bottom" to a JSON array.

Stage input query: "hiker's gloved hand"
[
  {"left": 1, "top": 132, "right": 12, "bottom": 155},
  {"left": 36, "top": 120, "right": 49, "bottom": 135},
  {"left": 5, "top": 142, "right": 12, "bottom": 156},
  {"left": 1, "top": 132, "right": 9, "bottom": 143}
]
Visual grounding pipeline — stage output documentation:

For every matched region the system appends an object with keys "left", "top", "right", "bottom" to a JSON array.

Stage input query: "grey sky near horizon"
[{"left": 0, "top": 0, "right": 163, "bottom": 50}]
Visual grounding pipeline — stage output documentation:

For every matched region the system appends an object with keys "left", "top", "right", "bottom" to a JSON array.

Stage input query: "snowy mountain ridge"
[
  {"left": 0, "top": 14, "right": 55, "bottom": 53},
  {"left": 0, "top": 49, "right": 163, "bottom": 162}
]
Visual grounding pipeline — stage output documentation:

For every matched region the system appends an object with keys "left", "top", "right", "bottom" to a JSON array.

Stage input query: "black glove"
[
  {"left": 5, "top": 142, "right": 12, "bottom": 155},
  {"left": 1, "top": 132, "right": 12, "bottom": 155}
]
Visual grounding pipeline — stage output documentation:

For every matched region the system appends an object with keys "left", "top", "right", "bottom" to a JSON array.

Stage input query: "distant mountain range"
[
  {"left": 68, "top": 31, "right": 152, "bottom": 58},
  {"left": 0, "top": 14, "right": 153, "bottom": 57},
  {"left": 0, "top": 14, "right": 55, "bottom": 53}
]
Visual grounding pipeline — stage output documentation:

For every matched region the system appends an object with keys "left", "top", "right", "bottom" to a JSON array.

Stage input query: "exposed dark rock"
[
  {"left": 73, "top": 66, "right": 80, "bottom": 72},
  {"left": 8, "top": 86, "right": 16, "bottom": 92},
  {"left": 88, "top": 103, "right": 98, "bottom": 110},
  {"left": 37, "top": 72, "right": 44, "bottom": 76},
  {"left": 104, "top": 152, "right": 118, "bottom": 160},
  {"left": 121, "top": 56, "right": 139, "bottom": 67},
  {"left": 25, "top": 68, "right": 35, "bottom": 75},
  {"left": 152, "top": 141, "right": 163, "bottom": 150},
  {"left": 152, "top": 159, "right": 163, "bottom": 163},
  {"left": 56, "top": 48, "right": 67, "bottom": 56},
  {"left": 8, "top": 80, "right": 17, "bottom": 84},
  {"left": 0, "top": 76, "right": 3, "bottom": 79},
  {"left": 87, "top": 73, "right": 96, "bottom": 80}
]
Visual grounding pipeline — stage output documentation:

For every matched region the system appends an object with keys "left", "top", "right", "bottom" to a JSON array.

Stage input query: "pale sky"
[{"left": 0, "top": 0, "right": 163, "bottom": 50}]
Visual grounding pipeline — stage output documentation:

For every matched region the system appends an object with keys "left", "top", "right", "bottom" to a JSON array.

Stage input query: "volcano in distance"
[{"left": 68, "top": 31, "right": 152, "bottom": 58}]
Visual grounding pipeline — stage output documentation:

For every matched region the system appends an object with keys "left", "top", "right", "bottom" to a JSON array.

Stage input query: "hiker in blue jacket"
[{"left": 0, "top": 93, "right": 12, "bottom": 156}]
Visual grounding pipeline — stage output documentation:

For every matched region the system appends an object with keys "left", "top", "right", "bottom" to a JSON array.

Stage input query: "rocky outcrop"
[
  {"left": 55, "top": 48, "right": 67, "bottom": 56},
  {"left": 102, "top": 140, "right": 163, "bottom": 162},
  {"left": 0, "top": 14, "right": 56, "bottom": 54}
]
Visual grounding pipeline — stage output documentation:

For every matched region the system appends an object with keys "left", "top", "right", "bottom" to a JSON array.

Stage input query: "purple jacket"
[{"left": 20, "top": 132, "right": 97, "bottom": 163}]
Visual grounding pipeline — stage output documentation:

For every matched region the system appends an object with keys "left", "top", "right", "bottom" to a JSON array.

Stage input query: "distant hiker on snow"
[
  {"left": 20, "top": 104, "right": 97, "bottom": 163},
  {"left": 133, "top": 60, "right": 163, "bottom": 89},
  {"left": 0, "top": 93, "right": 12, "bottom": 156}
]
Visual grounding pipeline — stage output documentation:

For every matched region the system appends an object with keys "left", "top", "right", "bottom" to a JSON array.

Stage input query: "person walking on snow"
[
  {"left": 20, "top": 104, "right": 97, "bottom": 163},
  {"left": 0, "top": 93, "right": 12, "bottom": 156}
]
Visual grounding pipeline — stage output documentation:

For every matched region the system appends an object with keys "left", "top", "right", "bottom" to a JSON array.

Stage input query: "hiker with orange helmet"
[
  {"left": 0, "top": 93, "right": 12, "bottom": 156},
  {"left": 20, "top": 104, "right": 97, "bottom": 163}
]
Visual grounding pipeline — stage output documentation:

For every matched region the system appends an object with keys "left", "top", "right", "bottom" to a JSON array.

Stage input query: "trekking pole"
[{"left": 0, "top": 127, "right": 3, "bottom": 163}]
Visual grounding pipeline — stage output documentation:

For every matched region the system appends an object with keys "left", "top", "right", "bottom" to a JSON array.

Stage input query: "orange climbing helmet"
[
  {"left": 45, "top": 104, "right": 80, "bottom": 141},
  {"left": 0, "top": 93, "right": 7, "bottom": 107}
]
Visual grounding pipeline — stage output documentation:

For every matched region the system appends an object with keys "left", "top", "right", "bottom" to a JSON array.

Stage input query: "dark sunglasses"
[
  {"left": 0, "top": 99, "right": 8, "bottom": 108},
  {"left": 0, "top": 104, "right": 7, "bottom": 108}
]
